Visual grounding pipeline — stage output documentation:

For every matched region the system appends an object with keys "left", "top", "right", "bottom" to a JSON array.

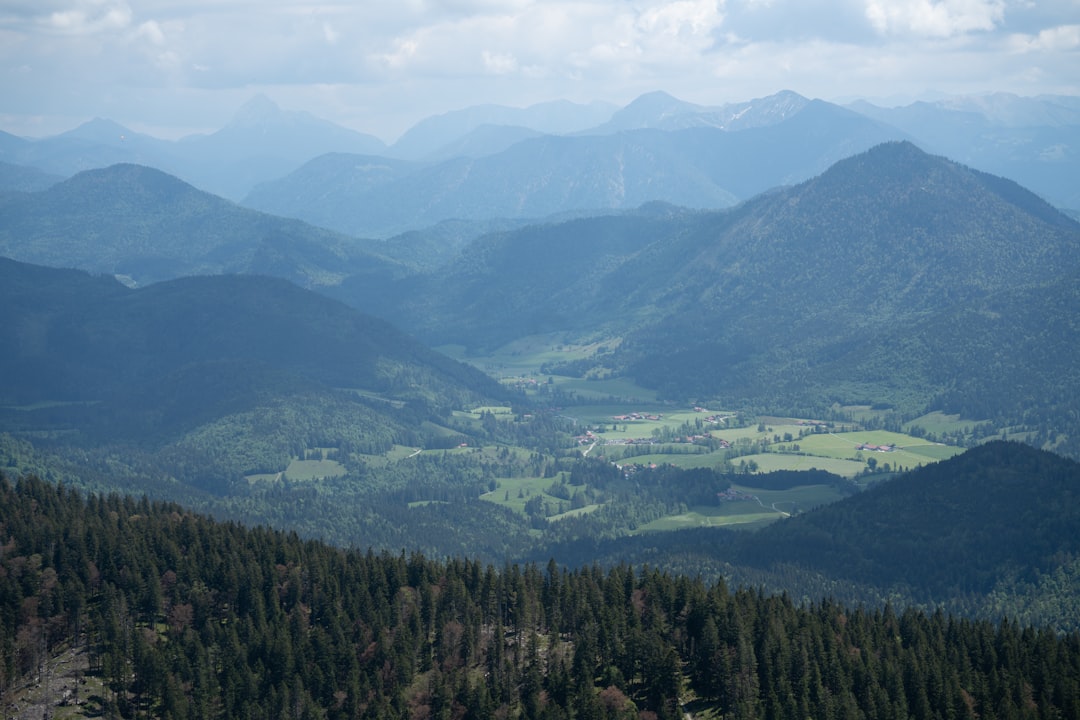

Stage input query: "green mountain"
[
  {"left": 369, "top": 142, "right": 1080, "bottom": 444},
  {"left": 532, "top": 441, "right": 1080, "bottom": 632},
  {"left": 0, "top": 163, "right": 401, "bottom": 288},
  {"left": 732, "top": 441, "right": 1080, "bottom": 628},
  {"left": 0, "top": 258, "right": 510, "bottom": 487},
  {"left": 4, "top": 472, "right": 1079, "bottom": 720}
]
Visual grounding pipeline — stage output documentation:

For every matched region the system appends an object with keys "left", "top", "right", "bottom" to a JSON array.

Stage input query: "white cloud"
[
  {"left": 864, "top": 0, "right": 1005, "bottom": 38},
  {"left": 0, "top": 0, "right": 1078, "bottom": 139},
  {"left": 482, "top": 50, "right": 519, "bottom": 75},
  {"left": 46, "top": 0, "right": 132, "bottom": 35},
  {"left": 1008, "top": 23, "right": 1080, "bottom": 52},
  {"left": 135, "top": 19, "right": 165, "bottom": 45},
  {"left": 322, "top": 21, "right": 339, "bottom": 46}
]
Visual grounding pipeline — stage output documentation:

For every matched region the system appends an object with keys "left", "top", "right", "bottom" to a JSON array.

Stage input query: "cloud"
[
  {"left": 1008, "top": 23, "right": 1080, "bottom": 52},
  {"left": 864, "top": 0, "right": 1005, "bottom": 38},
  {"left": 45, "top": 0, "right": 133, "bottom": 35},
  {"left": 0, "top": 0, "right": 1078, "bottom": 140}
]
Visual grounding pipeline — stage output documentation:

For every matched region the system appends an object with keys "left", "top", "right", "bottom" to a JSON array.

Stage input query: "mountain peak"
[
  {"left": 229, "top": 94, "right": 284, "bottom": 127},
  {"left": 617, "top": 91, "right": 702, "bottom": 121},
  {"left": 60, "top": 117, "right": 138, "bottom": 144}
]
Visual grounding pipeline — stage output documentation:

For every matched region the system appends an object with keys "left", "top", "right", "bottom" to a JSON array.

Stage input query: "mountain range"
[
  {"left": 244, "top": 98, "right": 905, "bottom": 238},
  {"left": 2, "top": 89, "right": 1076, "bottom": 232},
  {"left": 3, "top": 140, "right": 1079, "bottom": 456},
  {"left": 342, "top": 142, "right": 1080, "bottom": 441}
]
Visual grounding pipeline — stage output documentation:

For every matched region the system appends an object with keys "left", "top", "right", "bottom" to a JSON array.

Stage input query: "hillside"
[
  {"left": 0, "top": 258, "right": 509, "bottom": 488},
  {"left": 0, "top": 163, "right": 401, "bottom": 288},
  {"left": 613, "top": 143, "right": 1080, "bottom": 418},
  {"left": 3, "top": 473, "right": 1079, "bottom": 720},
  {"left": 530, "top": 441, "right": 1080, "bottom": 632},
  {"left": 358, "top": 143, "right": 1080, "bottom": 430},
  {"left": 731, "top": 441, "right": 1080, "bottom": 627},
  {"left": 0, "top": 161, "right": 62, "bottom": 192}
]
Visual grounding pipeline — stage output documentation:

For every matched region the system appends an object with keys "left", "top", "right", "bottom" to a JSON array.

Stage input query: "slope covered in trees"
[
  {"left": 533, "top": 442, "right": 1080, "bottom": 632},
  {"left": 0, "top": 163, "right": 400, "bottom": 288},
  {"left": 3, "top": 473, "right": 1079, "bottom": 720},
  {"left": 0, "top": 257, "right": 513, "bottom": 500}
]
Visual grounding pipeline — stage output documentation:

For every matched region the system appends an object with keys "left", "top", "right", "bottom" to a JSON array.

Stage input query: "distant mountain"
[
  {"left": 0, "top": 96, "right": 388, "bottom": 200},
  {"left": 389, "top": 98, "right": 616, "bottom": 159},
  {"left": 0, "top": 118, "right": 168, "bottom": 178},
  {"left": 244, "top": 99, "right": 905, "bottom": 238},
  {"left": 848, "top": 94, "right": 1080, "bottom": 209},
  {"left": 422, "top": 124, "right": 546, "bottom": 161},
  {"left": 173, "top": 94, "right": 388, "bottom": 199},
  {"left": 584, "top": 89, "right": 810, "bottom": 133},
  {"left": 0, "top": 160, "right": 62, "bottom": 192},
  {"left": 0, "top": 163, "right": 400, "bottom": 288}
]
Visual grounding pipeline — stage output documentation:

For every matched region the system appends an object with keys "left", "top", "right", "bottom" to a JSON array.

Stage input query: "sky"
[{"left": 1, "top": 0, "right": 1079, "bottom": 142}]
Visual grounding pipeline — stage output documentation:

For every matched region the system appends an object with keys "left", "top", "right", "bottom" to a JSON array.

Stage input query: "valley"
[{"left": 2, "top": 88, "right": 1080, "bottom": 719}]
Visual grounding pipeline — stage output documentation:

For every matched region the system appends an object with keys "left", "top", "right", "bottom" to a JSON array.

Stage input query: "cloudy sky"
[{"left": 2, "top": 0, "right": 1078, "bottom": 141}]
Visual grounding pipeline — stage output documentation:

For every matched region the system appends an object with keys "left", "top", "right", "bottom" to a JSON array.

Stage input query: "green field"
[
  {"left": 480, "top": 473, "right": 569, "bottom": 515},
  {"left": 731, "top": 452, "right": 867, "bottom": 477},
  {"left": 794, "top": 430, "right": 962, "bottom": 471},
  {"left": 904, "top": 411, "right": 989, "bottom": 436},
  {"left": 637, "top": 504, "right": 780, "bottom": 531},
  {"left": 284, "top": 457, "right": 348, "bottom": 481}
]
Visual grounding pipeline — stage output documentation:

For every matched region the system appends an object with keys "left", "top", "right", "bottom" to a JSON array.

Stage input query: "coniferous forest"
[{"left": 2, "top": 474, "right": 1079, "bottom": 720}]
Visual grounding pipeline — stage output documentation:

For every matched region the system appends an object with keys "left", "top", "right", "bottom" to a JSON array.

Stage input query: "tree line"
[{"left": 2, "top": 473, "right": 1079, "bottom": 719}]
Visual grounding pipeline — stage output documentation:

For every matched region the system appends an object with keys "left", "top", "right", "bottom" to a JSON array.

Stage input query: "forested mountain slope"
[
  {"left": 366, "top": 142, "right": 1080, "bottom": 429},
  {"left": 528, "top": 442, "right": 1080, "bottom": 632},
  {"left": 3, "top": 473, "right": 1079, "bottom": 720},
  {"left": 0, "top": 258, "right": 510, "bottom": 491},
  {"left": 0, "top": 163, "right": 400, "bottom": 288}
]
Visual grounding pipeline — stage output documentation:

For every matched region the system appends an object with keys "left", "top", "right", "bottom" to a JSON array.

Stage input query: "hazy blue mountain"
[
  {"left": 848, "top": 94, "right": 1080, "bottom": 209},
  {"left": 173, "top": 94, "right": 388, "bottom": 199},
  {"left": 0, "top": 118, "right": 171, "bottom": 178},
  {"left": 422, "top": 123, "right": 546, "bottom": 161},
  {"left": 0, "top": 96, "right": 389, "bottom": 201},
  {"left": 244, "top": 99, "right": 906, "bottom": 238},
  {"left": 583, "top": 89, "right": 811, "bottom": 133},
  {"left": 0, "top": 163, "right": 401, "bottom": 288},
  {"left": 0, "top": 161, "right": 62, "bottom": 192},
  {"left": 389, "top": 98, "right": 616, "bottom": 159}
]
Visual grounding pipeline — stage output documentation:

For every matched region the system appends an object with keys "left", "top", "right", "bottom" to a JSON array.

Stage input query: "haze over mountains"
[{"left": 2, "top": 89, "right": 1077, "bottom": 225}]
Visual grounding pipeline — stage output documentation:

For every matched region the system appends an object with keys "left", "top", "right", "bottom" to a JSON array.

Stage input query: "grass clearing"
[
  {"left": 285, "top": 457, "right": 347, "bottom": 481},
  {"left": 904, "top": 411, "right": 988, "bottom": 436},
  {"left": 637, "top": 503, "right": 781, "bottom": 531},
  {"left": 480, "top": 474, "right": 566, "bottom": 515},
  {"left": 734, "top": 452, "right": 867, "bottom": 477}
]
